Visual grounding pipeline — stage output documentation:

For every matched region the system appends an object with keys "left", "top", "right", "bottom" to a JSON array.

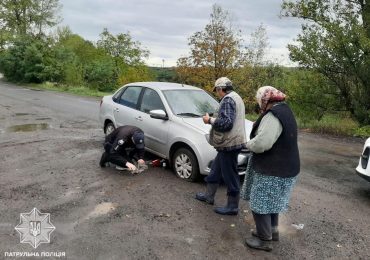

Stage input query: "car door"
[
  {"left": 137, "top": 88, "right": 169, "bottom": 157},
  {"left": 114, "top": 86, "right": 143, "bottom": 127}
]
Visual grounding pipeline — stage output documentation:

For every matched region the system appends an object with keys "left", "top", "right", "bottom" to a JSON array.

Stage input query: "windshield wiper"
[{"left": 176, "top": 112, "right": 202, "bottom": 117}]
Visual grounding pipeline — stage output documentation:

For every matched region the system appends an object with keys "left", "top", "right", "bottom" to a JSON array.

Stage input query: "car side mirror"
[{"left": 149, "top": 109, "right": 168, "bottom": 120}]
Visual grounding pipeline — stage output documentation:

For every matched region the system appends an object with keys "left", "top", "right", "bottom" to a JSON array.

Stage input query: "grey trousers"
[{"left": 252, "top": 211, "right": 279, "bottom": 240}]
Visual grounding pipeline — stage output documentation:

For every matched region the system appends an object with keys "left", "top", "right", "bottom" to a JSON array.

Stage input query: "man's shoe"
[
  {"left": 245, "top": 237, "right": 272, "bottom": 252},
  {"left": 195, "top": 183, "right": 218, "bottom": 205},
  {"left": 252, "top": 230, "right": 279, "bottom": 241},
  {"left": 99, "top": 152, "right": 108, "bottom": 167},
  {"left": 214, "top": 195, "right": 239, "bottom": 215}
]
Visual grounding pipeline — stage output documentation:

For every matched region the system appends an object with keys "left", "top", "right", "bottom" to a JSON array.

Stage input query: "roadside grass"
[
  {"left": 246, "top": 113, "right": 370, "bottom": 138},
  {"left": 20, "top": 81, "right": 370, "bottom": 138},
  {"left": 27, "top": 82, "right": 112, "bottom": 97}
]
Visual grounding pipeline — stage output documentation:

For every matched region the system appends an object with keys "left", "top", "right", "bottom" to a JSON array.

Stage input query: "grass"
[
  {"left": 247, "top": 113, "right": 370, "bottom": 138},
  {"left": 22, "top": 82, "right": 370, "bottom": 138},
  {"left": 27, "top": 82, "right": 112, "bottom": 98}
]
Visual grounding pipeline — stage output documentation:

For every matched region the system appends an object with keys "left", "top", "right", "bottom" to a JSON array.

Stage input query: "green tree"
[
  {"left": 0, "top": 36, "right": 51, "bottom": 83},
  {"left": 283, "top": 68, "right": 341, "bottom": 124},
  {"left": 97, "top": 28, "right": 149, "bottom": 66},
  {"left": 282, "top": 0, "right": 370, "bottom": 125},
  {"left": 97, "top": 28, "right": 152, "bottom": 87},
  {"left": 0, "top": 0, "right": 61, "bottom": 38}
]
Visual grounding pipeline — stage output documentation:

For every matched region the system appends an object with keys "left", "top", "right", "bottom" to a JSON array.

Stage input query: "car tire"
[
  {"left": 104, "top": 121, "right": 115, "bottom": 135},
  {"left": 172, "top": 148, "right": 200, "bottom": 182}
]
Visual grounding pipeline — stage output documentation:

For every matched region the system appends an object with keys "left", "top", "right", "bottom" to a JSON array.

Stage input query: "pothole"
[{"left": 6, "top": 123, "right": 50, "bottom": 132}]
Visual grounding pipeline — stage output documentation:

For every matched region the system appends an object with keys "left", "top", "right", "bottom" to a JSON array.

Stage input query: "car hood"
[{"left": 182, "top": 117, "right": 253, "bottom": 141}]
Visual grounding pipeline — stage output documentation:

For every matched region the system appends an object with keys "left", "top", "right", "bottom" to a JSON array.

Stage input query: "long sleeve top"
[
  {"left": 246, "top": 112, "right": 282, "bottom": 154},
  {"left": 210, "top": 96, "right": 236, "bottom": 132}
]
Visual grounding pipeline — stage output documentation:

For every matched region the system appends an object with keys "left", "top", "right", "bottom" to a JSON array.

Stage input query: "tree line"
[
  {"left": 0, "top": 0, "right": 153, "bottom": 92},
  {"left": 0, "top": 0, "right": 369, "bottom": 127}
]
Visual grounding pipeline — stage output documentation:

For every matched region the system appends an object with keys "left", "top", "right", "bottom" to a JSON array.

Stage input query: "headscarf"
[{"left": 256, "top": 86, "right": 286, "bottom": 113}]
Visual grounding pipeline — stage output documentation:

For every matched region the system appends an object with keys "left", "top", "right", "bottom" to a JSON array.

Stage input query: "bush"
[
  {"left": 85, "top": 58, "right": 117, "bottom": 91},
  {"left": 354, "top": 125, "right": 370, "bottom": 138}
]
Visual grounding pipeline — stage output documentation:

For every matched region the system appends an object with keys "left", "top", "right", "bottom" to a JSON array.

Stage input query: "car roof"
[{"left": 124, "top": 82, "right": 201, "bottom": 91}]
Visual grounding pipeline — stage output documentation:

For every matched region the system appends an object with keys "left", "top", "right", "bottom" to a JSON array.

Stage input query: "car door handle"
[
  {"left": 114, "top": 108, "right": 119, "bottom": 112},
  {"left": 135, "top": 116, "right": 143, "bottom": 121}
]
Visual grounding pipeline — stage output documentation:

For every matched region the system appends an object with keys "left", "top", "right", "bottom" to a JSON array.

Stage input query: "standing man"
[
  {"left": 195, "top": 77, "right": 247, "bottom": 215},
  {"left": 99, "top": 125, "right": 145, "bottom": 171}
]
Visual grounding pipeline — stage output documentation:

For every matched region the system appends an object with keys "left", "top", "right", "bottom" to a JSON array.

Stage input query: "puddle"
[
  {"left": 15, "top": 113, "right": 34, "bottom": 116},
  {"left": 86, "top": 202, "right": 117, "bottom": 219},
  {"left": 6, "top": 123, "right": 50, "bottom": 132},
  {"left": 36, "top": 117, "right": 52, "bottom": 121}
]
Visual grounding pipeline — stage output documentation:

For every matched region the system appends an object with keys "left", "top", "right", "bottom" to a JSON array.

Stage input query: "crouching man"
[{"left": 99, "top": 125, "right": 145, "bottom": 171}]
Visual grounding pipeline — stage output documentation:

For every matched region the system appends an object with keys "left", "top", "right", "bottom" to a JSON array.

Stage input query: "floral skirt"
[{"left": 241, "top": 155, "right": 297, "bottom": 214}]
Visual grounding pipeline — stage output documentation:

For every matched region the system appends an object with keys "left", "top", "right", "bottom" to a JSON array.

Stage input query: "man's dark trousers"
[
  {"left": 105, "top": 148, "right": 136, "bottom": 167},
  {"left": 205, "top": 149, "right": 241, "bottom": 197}
]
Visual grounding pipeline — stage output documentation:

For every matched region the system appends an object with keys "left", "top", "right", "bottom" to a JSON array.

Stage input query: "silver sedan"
[{"left": 99, "top": 82, "right": 253, "bottom": 181}]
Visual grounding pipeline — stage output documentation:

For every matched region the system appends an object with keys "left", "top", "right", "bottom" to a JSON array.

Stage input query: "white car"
[
  {"left": 356, "top": 138, "right": 370, "bottom": 182},
  {"left": 99, "top": 82, "right": 253, "bottom": 181}
]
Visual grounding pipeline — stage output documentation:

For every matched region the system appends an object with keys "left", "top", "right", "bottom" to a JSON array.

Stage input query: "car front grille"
[{"left": 361, "top": 147, "right": 369, "bottom": 169}]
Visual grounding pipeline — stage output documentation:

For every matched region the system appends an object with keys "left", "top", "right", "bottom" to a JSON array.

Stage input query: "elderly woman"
[{"left": 241, "top": 86, "right": 300, "bottom": 252}]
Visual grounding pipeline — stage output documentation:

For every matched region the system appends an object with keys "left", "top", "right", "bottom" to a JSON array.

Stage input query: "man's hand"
[
  {"left": 138, "top": 159, "right": 145, "bottom": 165},
  {"left": 125, "top": 162, "right": 137, "bottom": 171},
  {"left": 203, "top": 113, "right": 210, "bottom": 124}
]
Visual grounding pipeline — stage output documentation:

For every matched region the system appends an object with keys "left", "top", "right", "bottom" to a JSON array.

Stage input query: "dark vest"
[{"left": 250, "top": 103, "right": 300, "bottom": 178}]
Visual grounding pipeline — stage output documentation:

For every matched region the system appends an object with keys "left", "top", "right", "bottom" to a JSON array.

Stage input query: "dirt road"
[{"left": 0, "top": 82, "right": 369, "bottom": 259}]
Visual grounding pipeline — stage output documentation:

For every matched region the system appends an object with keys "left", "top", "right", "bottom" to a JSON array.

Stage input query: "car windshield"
[{"left": 163, "top": 89, "right": 219, "bottom": 117}]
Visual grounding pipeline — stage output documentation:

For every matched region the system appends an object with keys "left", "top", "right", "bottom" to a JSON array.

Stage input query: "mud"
[
  {"left": 0, "top": 82, "right": 369, "bottom": 259},
  {"left": 6, "top": 123, "right": 50, "bottom": 133}
]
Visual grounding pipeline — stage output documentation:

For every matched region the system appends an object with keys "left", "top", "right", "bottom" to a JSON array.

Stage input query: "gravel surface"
[{"left": 0, "top": 82, "right": 369, "bottom": 259}]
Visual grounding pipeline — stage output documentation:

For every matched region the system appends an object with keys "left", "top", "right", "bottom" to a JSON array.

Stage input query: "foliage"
[
  {"left": 354, "top": 125, "right": 370, "bottom": 137},
  {"left": 0, "top": 0, "right": 61, "bottom": 38},
  {"left": 176, "top": 4, "right": 244, "bottom": 89},
  {"left": 85, "top": 58, "right": 117, "bottom": 91},
  {"left": 282, "top": 0, "right": 370, "bottom": 125},
  {"left": 97, "top": 28, "right": 149, "bottom": 66},
  {"left": 282, "top": 68, "right": 342, "bottom": 124},
  {"left": 150, "top": 67, "right": 177, "bottom": 82},
  {"left": 0, "top": 37, "right": 49, "bottom": 82},
  {"left": 176, "top": 5, "right": 279, "bottom": 112},
  {"left": 0, "top": 25, "right": 153, "bottom": 92}
]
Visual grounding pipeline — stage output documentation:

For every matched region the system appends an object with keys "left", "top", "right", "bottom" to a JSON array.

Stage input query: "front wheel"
[
  {"left": 172, "top": 148, "right": 200, "bottom": 182},
  {"left": 104, "top": 121, "right": 115, "bottom": 135}
]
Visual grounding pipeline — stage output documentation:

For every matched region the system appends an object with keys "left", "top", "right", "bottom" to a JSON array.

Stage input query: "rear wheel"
[
  {"left": 172, "top": 148, "right": 200, "bottom": 182},
  {"left": 104, "top": 121, "right": 115, "bottom": 135}
]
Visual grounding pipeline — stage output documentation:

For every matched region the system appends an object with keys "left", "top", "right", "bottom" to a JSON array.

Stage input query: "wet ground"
[{"left": 0, "top": 82, "right": 369, "bottom": 259}]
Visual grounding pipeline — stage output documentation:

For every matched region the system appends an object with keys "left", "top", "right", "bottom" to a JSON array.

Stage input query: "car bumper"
[
  {"left": 203, "top": 150, "right": 251, "bottom": 176},
  {"left": 356, "top": 169, "right": 370, "bottom": 182}
]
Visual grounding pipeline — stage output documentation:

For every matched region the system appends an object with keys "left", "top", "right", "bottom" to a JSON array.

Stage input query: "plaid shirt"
[{"left": 213, "top": 95, "right": 245, "bottom": 151}]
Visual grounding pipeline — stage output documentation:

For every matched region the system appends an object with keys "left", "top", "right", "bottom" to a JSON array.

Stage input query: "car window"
[
  {"left": 119, "top": 86, "right": 142, "bottom": 109},
  {"left": 140, "top": 88, "right": 165, "bottom": 113},
  {"left": 163, "top": 89, "right": 219, "bottom": 116},
  {"left": 112, "top": 87, "right": 124, "bottom": 102}
]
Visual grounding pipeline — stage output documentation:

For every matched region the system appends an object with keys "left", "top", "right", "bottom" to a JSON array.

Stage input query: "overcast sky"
[{"left": 59, "top": 0, "right": 303, "bottom": 67}]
